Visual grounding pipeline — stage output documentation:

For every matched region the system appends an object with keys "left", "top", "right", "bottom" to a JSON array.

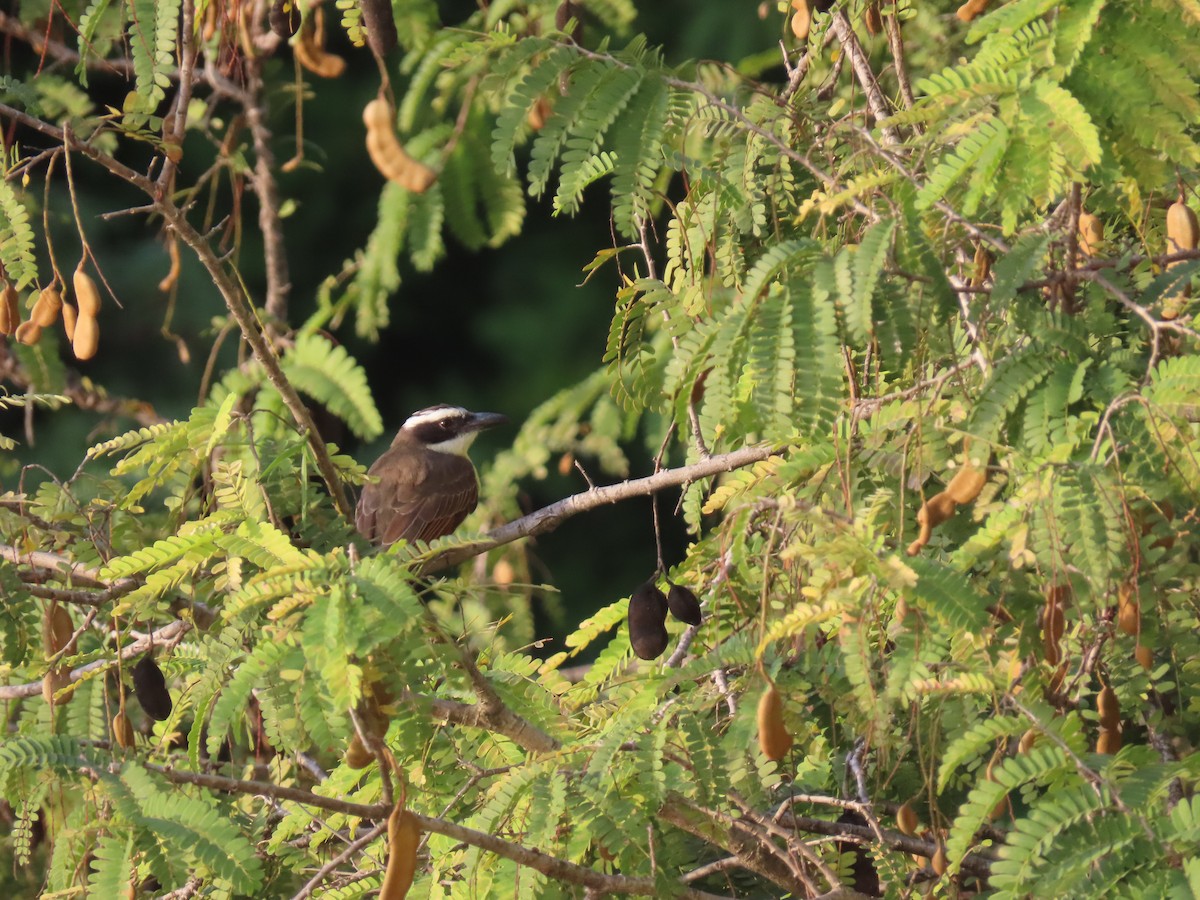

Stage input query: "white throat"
[{"left": 428, "top": 431, "right": 478, "bottom": 456}]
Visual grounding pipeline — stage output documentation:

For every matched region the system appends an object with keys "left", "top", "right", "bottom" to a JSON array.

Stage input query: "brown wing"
[{"left": 355, "top": 448, "right": 479, "bottom": 547}]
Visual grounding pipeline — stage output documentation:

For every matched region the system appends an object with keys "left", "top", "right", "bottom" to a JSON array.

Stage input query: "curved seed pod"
[
  {"left": 1043, "top": 601, "right": 1064, "bottom": 666},
  {"left": 956, "top": 0, "right": 990, "bottom": 22},
  {"left": 1096, "top": 728, "right": 1121, "bottom": 754},
  {"left": 864, "top": 3, "right": 882, "bottom": 35},
  {"left": 0, "top": 282, "right": 18, "bottom": 334},
  {"left": 72, "top": 313, "right": 99, "bottom": 361},
  {"left": 896, "top": 802, "right": 918, "bottom": 836},
  {"left": 1097, "top": 683, "right": 1120, "bottom": 732},
  {"left": 919, "top": 491, "right": 958, "bottom": 528},
  {"left": 1117, "top": 581, "right": 1139, "bottom": 636},
  {"left": 61, "top": 301, "right": 78, "bottom": 342},
  {"left": 31, "top": 288, "right": 62, "bottom": 328},
  {"left": 790, "top": 0, "right": 811, "bottom": 40},
  {"left": 380, "top": 803, "right": 421, "bottom": 899},
  {"left": 1135, "top": 643, "right": 1153, "bottom": 671},
  {"left": 756, "top": 683, "right": 793, "bottom": 761},
  {"left": 43, "top": 603, "right": 75, "bottom": 657},
  {"left": 1018, "top": 728, "right": 1038, "bottom": 754},
  {"left": 42, "top": 669, "right": 73, "bottom": 706},
  {"left": 931, "top": 843, "right": 948, "bottom": 876},
  {"left": 268, "top": 0, "right": 299, "bottom": 38},
  {"left": 294, "top": 15, "right": 347, "bottom": 77},
  {"left": 133, "top": 655, "right": 173, "bottom": 721},
  {"left": 360, "top": 0, "right": 398, "bottom": 56},
  {"left": 970, "top": 243, "right": 993, "bottom": 287},
  {"left": 1078, "top": 211, "right": 1103, "bottom": 257},
  {"left": 15, "top": 320, "right": 42, "bottom": 345},
  {"left": 628, "top": 581, "right": 669, "bottom": 660},
  {"left": 73, "top": 265, "right": 101, "bottom": 316},
  {"left": 112, "top": 711, "right": 136, "bottom": 749},
  {"left": 666, "top": 583, "right": 702, "bottom": 626},
  {"left": 344, "top": 734, "right": 374, "bottom": 769},
  {"left": 945, "top": 465, "right": 987, "bottom": 504},
  {"left": 1167, "top": 198, "right": 1199, "bottom": 253},
  {"left": 363, "top": 99, "right": 437, "bottom": 193}
]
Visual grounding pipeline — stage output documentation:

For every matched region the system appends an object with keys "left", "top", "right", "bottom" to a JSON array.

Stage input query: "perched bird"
[{"left": 355, "top": 404, "right": 508, "bottom": 547}]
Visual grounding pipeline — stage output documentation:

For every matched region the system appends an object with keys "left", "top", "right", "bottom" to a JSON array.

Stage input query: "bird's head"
[{"left": 394, "top": 405, "right": 509, "bottom": 456}]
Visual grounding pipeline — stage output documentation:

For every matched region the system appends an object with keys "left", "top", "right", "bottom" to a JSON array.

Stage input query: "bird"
[{"left": 355, "top": 404, "right": 508, "bottom": 547}]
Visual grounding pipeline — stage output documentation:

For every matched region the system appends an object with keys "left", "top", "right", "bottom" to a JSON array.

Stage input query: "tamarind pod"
[
  {"left": 1047, "top": 663, "right": 1065, "bottom": 696},
  {"left": 555, "top": 0, "right": 584, "bottom": 44},
  {"left": 756, "top": 683, "right": 793, "bottom": 762},
  {"left": 344, "top": 734, "right": 374, "bottom": 769},
  {"left": 360, "top": 0, "right": 398, "bottom": 56},
  {"left": 1096, "top": 727, "right": 1121, "bottom": 754},
  {"left": 1167, "top": 198, "right": 1199, "bottom": 253},
  {"left": 906, "top": 520, "right": 933, "bottom": 556},
  {"left": 1135, "top": 644, "right": 1153, "bottom": 671},
  {"left": 132, "top": 655, "right": 173, "bottom": 721},
  {"left": 268, "top": 0, "right": 299, "bottom": 38},
  {"left": 918, "top": 491, "right": 958, "bottom": 528},
  {"left": 970, "top": 243, "right": 992, "bottom": 287},
  {"left": 31, "top": 288, "right": 62, "bottom": 328},
  {"left": 955, "top": 0, "right": 990, "bottom": 22},
  {"left": 43, "top": 603, "right": 75, "bottom": 657},
  {"left": 72, "top": 313, "right": 99, "bottom": 361},
  {"left": 1077, "top": 212, "right": 1103, "bottom": 257},
  {"left": 666, "top": 583, "right": 702, "bottom": 626},
  {"left": 896, "top": 802, "right": 918, "bottom": 836},
  {"left": 363, "top": 101, "right": 437, "bottom": 193},
  {"left": 1097, "top": 683, "right": 1120, "bottom": 732},
  {"left": 790, "top": 0, "right": 811, "bottom": 40},
  {"left": 294, "top": 31, "right": 346, "bottom": 78},
  {"left": 945, "top": 465, "right": 987, "bottom": 504},
  {"left": 0, "top": 283, "right": 18, "bottom": 334},
  {"left": 15, "top": 321, "right": 42, "bottom": 345},
  {"left": 864, "top": 4, "right": 882, "bottom": 35},
  {"left": 528, "top": 96, "right": 552, "bottom": 131},
  {"left": 984, "top": 756, "right": 1006, "bottom": 820},
  {"left": 42, "top": 669, "right": 73, "bottom": 706},
  {"left": 1017, "top": 729, "right": 1038, "bottom": 754},
  {"left": 931, "top": 843, "right": 948, "bottom": 876},
  {"left": 628, "top": 581, "right": 669, "bottom": 660},
  {"left": 61, "top": 301, "right": 78, "bottom": 342},
  {"left": 112, "top": 711, "right": 136, "bottom": 749},
  {"left": 1042, "top": 600, "right": 1064, "bottom": 666},
  {"left": 380, "top": 803, "right": 421, "bottom": 899},
  {"left": 73, "top": 266, "right": 101, "bottom": 316},
  {"left": 1117, "top": 582, "right": 1139, "bottom": 636}
]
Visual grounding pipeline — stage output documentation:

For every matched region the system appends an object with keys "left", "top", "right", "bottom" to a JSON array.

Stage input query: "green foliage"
[{"left": 2, "top": 0, "right": 1200, "bottom": 897}]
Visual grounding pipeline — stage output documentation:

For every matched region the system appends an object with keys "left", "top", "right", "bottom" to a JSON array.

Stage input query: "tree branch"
[{"left": 830, "top": 11, "right": 900, "bottom": 146}]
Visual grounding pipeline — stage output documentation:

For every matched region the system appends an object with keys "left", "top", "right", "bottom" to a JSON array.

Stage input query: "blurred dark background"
[{"left": 1, "top": 2, "right": 786, "bottom": 646}]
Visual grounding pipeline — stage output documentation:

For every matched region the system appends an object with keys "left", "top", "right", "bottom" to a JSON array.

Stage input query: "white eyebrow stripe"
[{"left": 404, "top": 406, "right": 468, "bottom": 427}]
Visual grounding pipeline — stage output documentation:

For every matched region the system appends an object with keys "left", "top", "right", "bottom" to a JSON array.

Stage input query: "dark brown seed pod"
[
  {"left": 360, "top": 0, "right": 398, "bottom": 56},
  {"left": 1097, "top": 683, "right": 1120, "bottom": 732},
  {"left": 381, "top": 803, "right": 421, "bottom": 899},
  {"left": 133, "top": 655, "right": 173, "bottom": 721},
  {"left": 666, "top": 583, "right": 702, "bottom": 626},
  {"left": 628, "top": 581, "right": 669, "bottom": 660},
  {"left": 268, "top": 0, "right": 299, "bottom": 38},
  {"left": 555, "top": 0, "right": 584, "bottom": 44},
  {"left": 756, "top": 683, "right": 793, "bottom": 761},
  {"left": 42, "top": 603, "right": 75, "bottom": 657},
  {"left": 0, "top": 282, "right": 17, "bottom": 334},
  {"left": 344, "top": 734, "right": 374, "bottom": 769},
  {"left": 112, "top": 711, "right": 136, "bottom": 749},
  {"left": 1096, "top": 728, "right": 1121, "bottom": 754}
]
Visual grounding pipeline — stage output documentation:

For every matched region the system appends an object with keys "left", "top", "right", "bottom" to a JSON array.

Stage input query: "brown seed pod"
[
  {"left": 1096, "top": 727, "right": 1121, "bottom": 754},
  {"left": 1135, "top": 644, "right": 1153, "bottom": 671},
  {"left": 294, "top": 13, "right": 347, "bottom": 78},
  {"left": 30, "top": 288, "right": 62, "bottom": 328},
  {"left": 527, "top": 96, "right": 553, "bottom": 131},
  {"left": 970, "top": 243, "right": 993, "bottom": 287},
  {"left": 0, "top": 282, "right": 18, "bottom": 334},
  {"left": 360, "top": 0, "right": 399, "bottom": 56},
  {"left": 945, "top": 465, "right": 987, "bottom": 504},
  {"left": 132, "top": 655, "right": 173, "bottom": 721},
  {"left": 790, "top": 0, "right": 811, "bottom": 40},
  {"left": 931, "top": 843, "right": 948, "bottom": 876},
  {"left": 896, "top": 802, "right": 918, "bottom": 836},
  {"left": 919, "top": 491, "right": 958, "bottom": 528},
  {"left": 72, "top": 313, "right": 99, "bottom": 361},
  {"left": 112, "top": 711, "right": 136, "bottom": 749},
  {"left": 363, "top": 99, "right": 437, "bottom": 193},
  {"left": 42, "top": 669, "right": 73, "bottom": 707},
  {"left": 1043, "top": 602, "right": 1064, "bottom": 667},
  {"left": 864, "top": 4, "right": 882, "bottom": 35},
  {"left": 380, "top": 803, "right": 421, "bottom": 900},
  {"left": 984, "top": 755, "right": 1007, "bottom": 820},
  {"left": 15, "top": 320, "right": 42, "bottom": 345},
  {"left": 268, "top": 0, "right": 299, "bottom": 38},
  {"left": 955, "top": 0, "right": 990, "bottom": 22},
  {"left": 756, "top": 683, "right": 793, "bottom": 762},
  {"left": 73, "top": 265, "right": 101, "bottom": 317},
  {"left": 344, "top": 734, "right": 374, "bottom": 769},
  {"left": 1167, "top": 197, "right": 1200, "bottom": 253},
  {"left": 1077, "top": 211, "right": 1103, "bottom": 257},
  {"left": 1018, "top": 728, "right": 1038, "bottom": 754},
  {"left": 1097, "top": 683, "right": 1120, "bottom": 732},
  {"left": 42, "top": 603, "right": 75, "bottom": 657},
  {"left": 628, "top": 581, "right": 669, "bottom": 660},
  {"left": 666, "top": 583, "right": 702, "bottom": 626},
  {"left": 554, "top": 0, "right": 584, "bottom": 45},
  {"left": 1116, "top": 581, "right": 1139, "bottom": 636},
  {"left": 61, "top": 301, "right": 78, "bottom": 342}
]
